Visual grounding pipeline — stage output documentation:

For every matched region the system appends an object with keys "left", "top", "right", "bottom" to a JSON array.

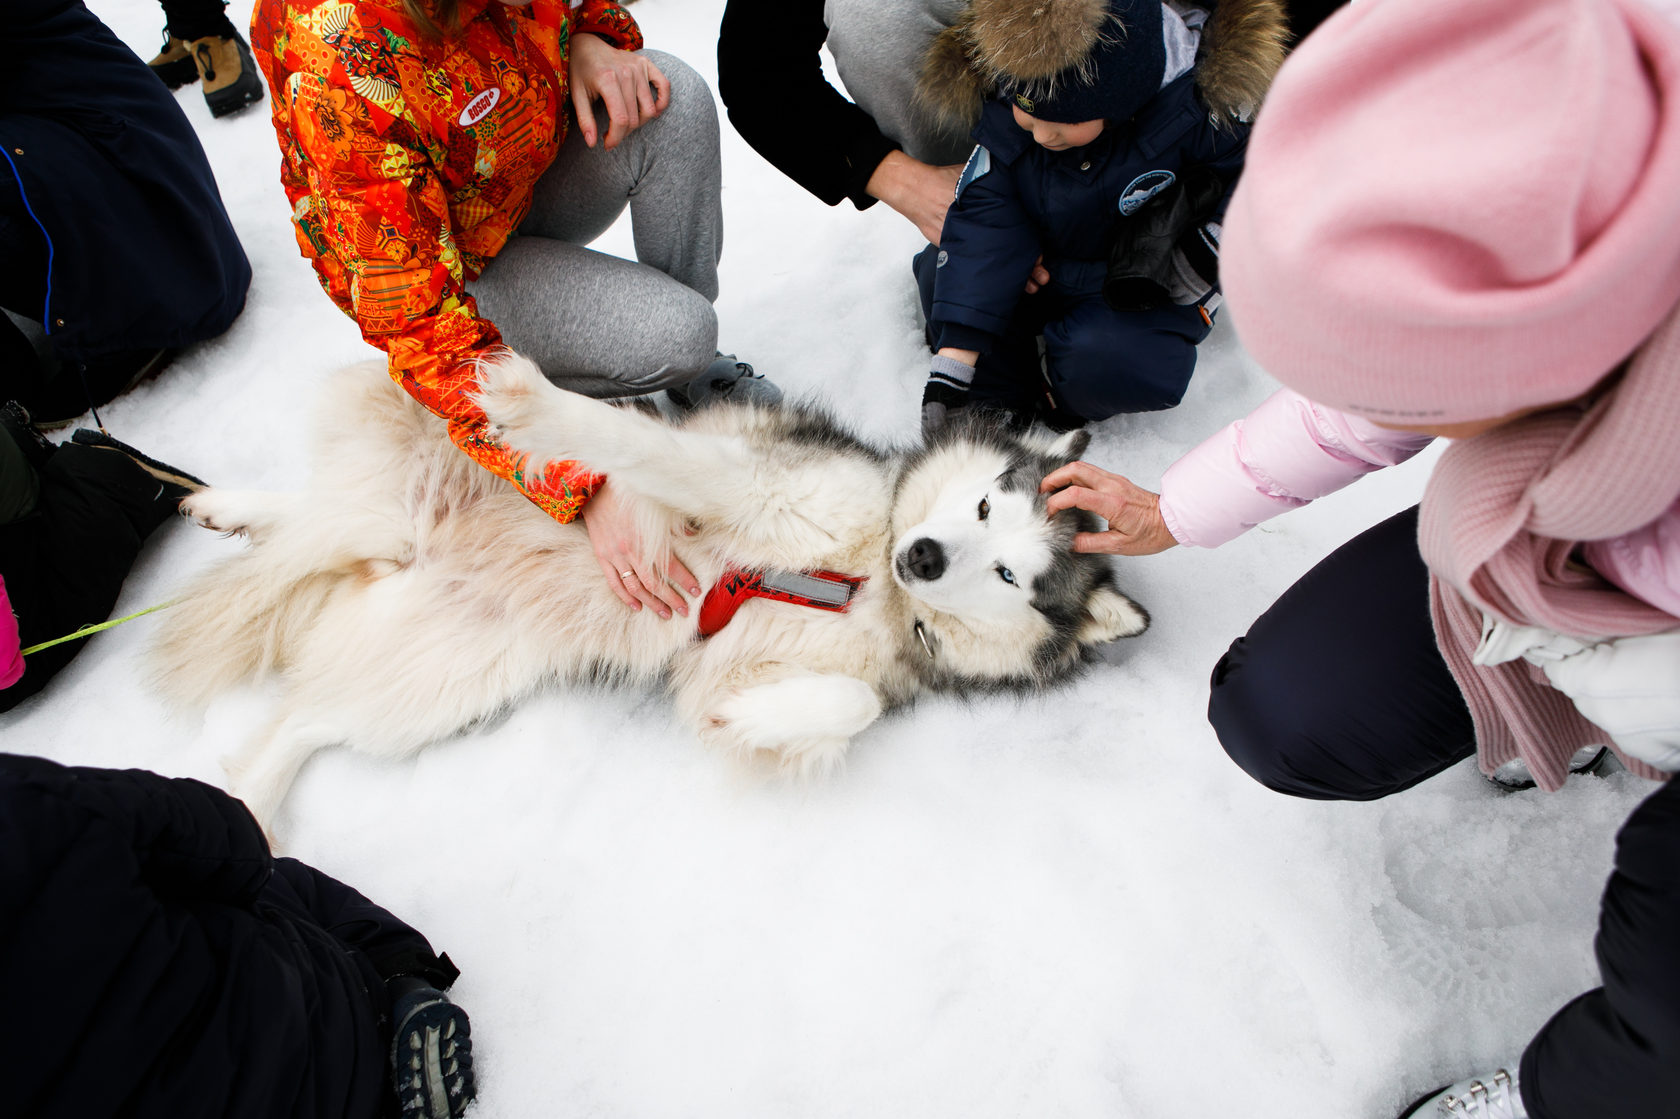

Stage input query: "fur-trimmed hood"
[{"left": 918, "top": 0, "right": 1288, "bottom": 137}]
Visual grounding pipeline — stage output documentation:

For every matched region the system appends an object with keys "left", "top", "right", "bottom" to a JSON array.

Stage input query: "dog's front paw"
[
  {"left": 704, "top": 709, "right": 851, "bottom": 780},
  {"left": 471, "top": 351, "right": 557, "bottom": 450},
  {"left": 702, "top": 674, "right": 882, "bottom": 779}
]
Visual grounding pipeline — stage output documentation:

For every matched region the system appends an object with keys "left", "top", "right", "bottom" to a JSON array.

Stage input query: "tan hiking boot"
[
  {"left": 147, "top": 31, "right": 198, "bottom": 90},
  {"left": 187, "top": 31, "right": 264, "bottom": 118}
]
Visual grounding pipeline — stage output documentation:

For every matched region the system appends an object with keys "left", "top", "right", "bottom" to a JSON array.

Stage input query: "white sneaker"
[{"left": 1399, "top": 1068, "right": 1527, "bottom": 1118}]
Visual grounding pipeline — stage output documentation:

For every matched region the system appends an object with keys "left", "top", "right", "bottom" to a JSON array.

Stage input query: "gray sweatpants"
[
  {"left": 470, "top": 50, "right": 722, "bottom": 397},
  {"left": 823, "top": 0, "right": 974, "bottom": 167}
]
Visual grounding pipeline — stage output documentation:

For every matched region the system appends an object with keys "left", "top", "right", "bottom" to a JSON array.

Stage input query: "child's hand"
[
  {"left": 1024, "top": 255, "right": 1051, "bottom": 294},
  {"left": 921, "top": 351, "right": 978, "bottom": 437},
  {"left": 921, "top": 383, "right": 966, "bottom": 437}
]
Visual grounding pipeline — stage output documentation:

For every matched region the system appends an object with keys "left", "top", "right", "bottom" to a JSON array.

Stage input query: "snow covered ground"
[{"left": 9, "top": 2, "right": 1671, "bottom": 1115}]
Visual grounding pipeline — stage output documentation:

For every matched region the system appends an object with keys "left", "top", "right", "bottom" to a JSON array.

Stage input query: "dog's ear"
[
  {"left": 1078, "top": 587, "right": 1149, "bottom": 644},
  {"left": 1045, "top": 429, "right": 1091, "bottom": 465},
  {"left": 1019, "top": 428, "right": 1091, "bottom": 464}
]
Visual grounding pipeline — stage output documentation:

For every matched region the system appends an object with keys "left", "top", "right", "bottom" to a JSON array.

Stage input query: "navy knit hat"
[{"left": 983, "top": 0, "right": 1167, "bottom": 124}]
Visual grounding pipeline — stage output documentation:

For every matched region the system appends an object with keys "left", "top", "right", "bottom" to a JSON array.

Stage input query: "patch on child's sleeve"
[{"left": 955, "top": 146, "right": 993, "bottom": 200}]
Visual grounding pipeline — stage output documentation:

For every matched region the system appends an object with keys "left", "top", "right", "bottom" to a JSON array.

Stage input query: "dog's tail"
[{"left": 149, "top": 552, "right": 339, "bottom": 709}]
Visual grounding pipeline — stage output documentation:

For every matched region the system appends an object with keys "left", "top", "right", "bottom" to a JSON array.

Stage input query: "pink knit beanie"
[{"left": 1220, "top": 0, "right": 1680, "bottom": 424}]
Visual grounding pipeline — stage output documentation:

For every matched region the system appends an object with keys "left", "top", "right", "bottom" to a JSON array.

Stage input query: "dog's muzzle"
[{"left": 898, "top": 538, "right": 946, "bottom": 582}]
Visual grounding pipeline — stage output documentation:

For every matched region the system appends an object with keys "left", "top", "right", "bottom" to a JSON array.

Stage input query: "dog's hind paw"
[
  {"left": 177, "top": 489, "right": 303, "bottom": 541},
  {"left": 180, "top": 488, "right": 251, "bottom": 535}
]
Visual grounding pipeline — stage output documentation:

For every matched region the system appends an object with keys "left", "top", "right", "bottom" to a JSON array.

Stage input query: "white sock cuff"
[{"left": 929, "top": 353, "right": 977, "bottom": 389}]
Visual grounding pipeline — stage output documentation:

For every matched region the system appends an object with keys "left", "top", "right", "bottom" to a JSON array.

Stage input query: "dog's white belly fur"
[{"left": 156, "top": 361, "right": 907, "bottom": 825}]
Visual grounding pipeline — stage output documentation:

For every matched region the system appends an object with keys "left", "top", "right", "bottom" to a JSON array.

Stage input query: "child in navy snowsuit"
[{"left": 915, "top": 0, "right": 1286, "bottom": 433}]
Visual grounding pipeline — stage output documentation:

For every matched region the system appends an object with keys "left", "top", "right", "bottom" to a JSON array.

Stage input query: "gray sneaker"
[{"left": 667, "top": 353, "right": 782, "bottom": 411}]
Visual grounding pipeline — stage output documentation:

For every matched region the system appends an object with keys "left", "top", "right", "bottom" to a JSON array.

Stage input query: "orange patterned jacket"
[{"left": 252, "top": 0, "right": 641, "bottom": 522}]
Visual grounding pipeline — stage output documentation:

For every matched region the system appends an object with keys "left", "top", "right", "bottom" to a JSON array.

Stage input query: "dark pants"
[
  {"left": 0, "top": 315, "right": 39, "bottom": 395},
  {"left": 0, "top": 437, "right": 180, "bottom": 711},
  {"left": 1, "top": 171, "right": 165, "bottom": 417},
  {"left": 913, "top": 246, "right": 1213, "bottom": 423},
  {"left": 263, "top": 858, "right": 460, "bottom": 995},
  {"left": 262, "top": 860, "right": 458, "bottom": 1119},
  {"left": 157, "top": 0, "right": 237, "bottom": 40},
  {"left": 1, "top": 169, "right": 51, "bottom": 400},
  {"left": 1208, "top": 507, "right": 1680, "bottom": 1117}
]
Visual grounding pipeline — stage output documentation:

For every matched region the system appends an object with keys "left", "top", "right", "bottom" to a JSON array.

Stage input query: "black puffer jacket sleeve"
[
  {"left": 926, "top": 143, "right": 1044, "bottom": 353},
  {"left": 717, "top": 0, "right": 897, "bottom": 209}
]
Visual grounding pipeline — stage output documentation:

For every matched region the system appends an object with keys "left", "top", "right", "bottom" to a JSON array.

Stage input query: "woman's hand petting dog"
[
  {"left": 1041, "top": 462, "right": 1179, "bottom": 556},
  {"left": 581, "top": 478, "right": 700, "bottom": 619}
]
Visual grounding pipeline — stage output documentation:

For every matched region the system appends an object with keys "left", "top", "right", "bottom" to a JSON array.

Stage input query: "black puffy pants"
[
  {"left": 912, "top": 245, "right": 1213, "bottom": 423},
  {"left": 1, "top": 170, "right": 169, "bottom": 417},
  {"left": 157, "top": 0, "right": 238, "bottom": 40},
  {"left": 1207, "top": 506, "right": 1680, "bottom": 1118},
  {"left": 263, "top": 858, "right": 461, "bottom": 999}
]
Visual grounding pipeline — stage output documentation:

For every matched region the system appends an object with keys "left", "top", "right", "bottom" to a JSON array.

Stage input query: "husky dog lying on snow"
[{"left": 152, "top": 357, "right": 1148, "bottom": 826}]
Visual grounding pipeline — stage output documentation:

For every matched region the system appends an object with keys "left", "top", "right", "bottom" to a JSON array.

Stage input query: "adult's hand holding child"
[{"left": 866, "top": 152, "right": 962, "bottom": 245}]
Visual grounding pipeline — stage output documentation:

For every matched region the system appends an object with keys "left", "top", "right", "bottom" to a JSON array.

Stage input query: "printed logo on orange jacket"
[{"left": 459, "top": 87, "right": 500, "bottom": 127}]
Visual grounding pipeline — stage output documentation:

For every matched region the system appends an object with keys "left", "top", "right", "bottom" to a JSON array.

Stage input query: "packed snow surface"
[{"left": 10, "top": 2, "right": 1673, "bottom": 1115}]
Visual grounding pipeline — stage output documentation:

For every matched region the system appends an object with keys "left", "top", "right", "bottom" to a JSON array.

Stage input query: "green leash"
[{"left": 19, "top": 599, "right": 177, "bottom": 656}]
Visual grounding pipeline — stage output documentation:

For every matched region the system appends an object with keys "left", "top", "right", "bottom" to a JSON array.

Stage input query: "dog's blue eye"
[
  {"left": 996, "top": 564, "right": 1016, "bottom": 585},
  {"left": 978, "top": 497, "right": 990, "bottom": 521}
]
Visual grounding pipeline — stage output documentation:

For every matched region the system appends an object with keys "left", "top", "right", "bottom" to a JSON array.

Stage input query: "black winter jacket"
[
  {"left": 927, "top": 85, "right": 1248, "bottom": 353},
  {"left": 717, "top": 0, "right": 903, "bottom": 209},
  {"left": 0, "top": 0, "right": 250, "bottom": 360},
  {"left": 0, "top": 754, "right": 392, "bottom": 1119}
]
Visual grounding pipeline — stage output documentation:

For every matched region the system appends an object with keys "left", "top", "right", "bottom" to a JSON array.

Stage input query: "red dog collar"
[{"left": 697, "top": 567, "right": 867, "bottom": 638}]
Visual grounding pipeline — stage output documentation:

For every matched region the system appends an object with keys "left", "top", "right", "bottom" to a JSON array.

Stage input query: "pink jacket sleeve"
[
  {"left": 1158, "top": 389, "right": 1436, "bottom": 548},
  {"left": 2, "top": 575, "right": 23, "bottom": 691}
]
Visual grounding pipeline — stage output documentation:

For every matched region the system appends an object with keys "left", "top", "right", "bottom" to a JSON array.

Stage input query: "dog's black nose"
[{"left": 904, "top": 538, "right": 946, "bottom": 581}]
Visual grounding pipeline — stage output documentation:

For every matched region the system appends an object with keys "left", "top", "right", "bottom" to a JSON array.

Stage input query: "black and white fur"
[{"left": 151, "top": 356, "right": 1148, "bottom": 827}]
